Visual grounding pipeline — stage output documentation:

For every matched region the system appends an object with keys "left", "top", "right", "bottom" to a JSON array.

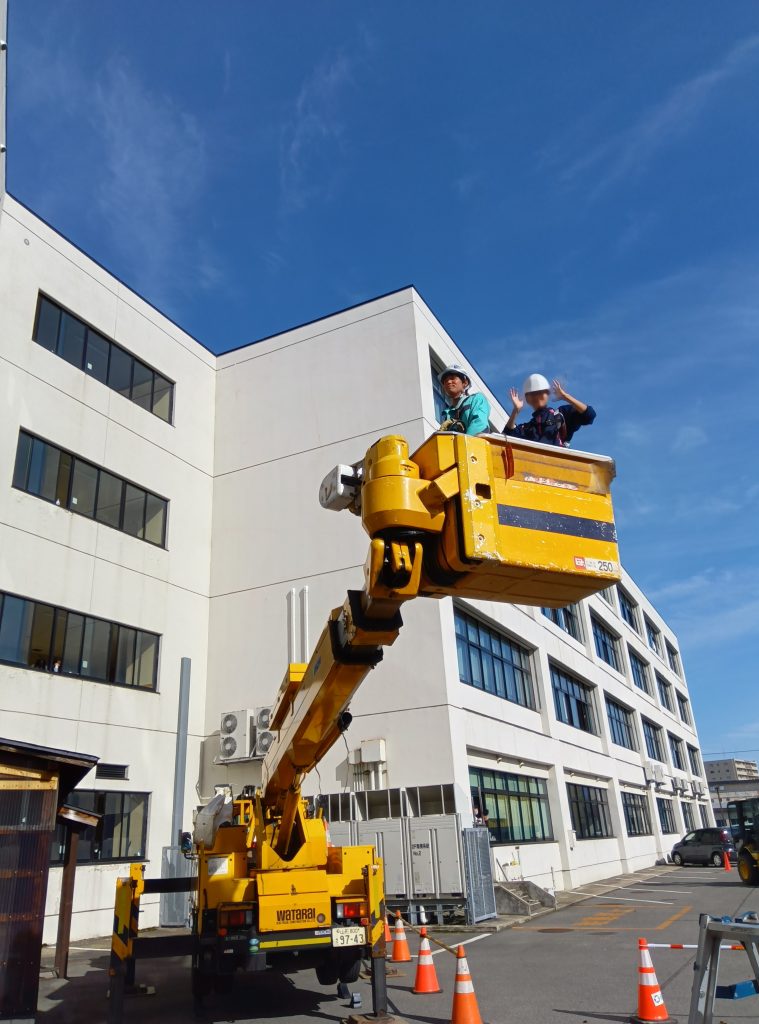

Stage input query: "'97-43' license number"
[{"left": 332, "top": 926, "right": 365, "bottom": 947}]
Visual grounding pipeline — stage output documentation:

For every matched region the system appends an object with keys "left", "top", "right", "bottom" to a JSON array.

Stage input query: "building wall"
[
  {"left": 0, "top": 194, "right": 216, "bottom": 940},
  {"left": 0, "top": 195, "right": 713, "bottom": 940},
  {"left": 705, "top": 758, "right": 759, "bottom": 783}
]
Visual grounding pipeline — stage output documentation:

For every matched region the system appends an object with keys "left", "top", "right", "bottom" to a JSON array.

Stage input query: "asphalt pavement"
[{"left": 38, "top": 864, "right": 759, "bottom": 1024}]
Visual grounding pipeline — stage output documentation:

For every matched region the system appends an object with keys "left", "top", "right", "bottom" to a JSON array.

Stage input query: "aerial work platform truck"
[{"left": 109, "top": 431, "right": 620, "bottom": 1019}]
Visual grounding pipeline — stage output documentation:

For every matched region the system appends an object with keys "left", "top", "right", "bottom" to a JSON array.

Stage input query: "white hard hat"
[
  {"left": 522, "top": 373, "right": 550, "bottom": 394},
  {"left": 439, "top": 364, "right": 471, "bottom": 386}
]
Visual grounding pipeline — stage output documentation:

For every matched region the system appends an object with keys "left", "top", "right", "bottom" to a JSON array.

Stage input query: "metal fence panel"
[
  {"left": 462, "top": 828, "right": 496, "bottom": 923},
  {"left": 159, "top": 846, "right": 195, "bottom": 927}
]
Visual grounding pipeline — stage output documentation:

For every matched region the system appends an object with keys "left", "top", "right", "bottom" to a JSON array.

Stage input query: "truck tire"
[
  {"left": 338, "top": 955, "right": 362, "bottom": 984},
  {"left": 315, "top": 962, "right": 339, "bottom": 986},
  {"left": 738, "top": 853, "right": 759, "bottom": 886}
]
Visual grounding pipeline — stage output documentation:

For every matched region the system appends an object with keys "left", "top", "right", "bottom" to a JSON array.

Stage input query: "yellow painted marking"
[
  {"left": 656, "top": 905, "right": 692, "bottom": 931},
  {"left": 575, "top": 906, "right": 636, "bottom": 929},
  {"left": 259, "top": 937, "right": 332, "bottom": 949}
]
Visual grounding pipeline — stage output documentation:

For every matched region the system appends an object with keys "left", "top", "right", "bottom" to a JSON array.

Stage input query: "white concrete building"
[
  {"left": 705, "top": 758, "right": 759, "bottom": 783},
  {"left": 0, "top": 39, "right": 712, "bottom": 936}
]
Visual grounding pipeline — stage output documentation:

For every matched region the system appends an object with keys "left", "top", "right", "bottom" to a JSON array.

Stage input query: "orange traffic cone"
[
  {"left": 450, "top": 944, "right": 483, "bottom": 1024},
  {"left": 391, "top": 912, "right": 411, "bottom": 963},
  {"left": 632, "top": 938, "right": 674, "bottom": 1023},
  {"left": 724, "top": 850, "right": 732, "bottom": 873},
  {"left": 413, "top": 927, "right": 441, "bottom": 994}
]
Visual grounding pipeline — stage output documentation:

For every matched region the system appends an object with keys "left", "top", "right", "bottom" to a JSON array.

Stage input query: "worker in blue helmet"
[{"left": 438, "top": 365, "right": 491, "bottom": 435}]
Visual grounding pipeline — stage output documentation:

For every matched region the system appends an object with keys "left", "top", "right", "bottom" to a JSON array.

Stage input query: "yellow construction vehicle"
[
  {"left": 727, "top": 798, "right": 759, "bottom": 885},
  {"left": 109, "top": 431, "right": 620, "bottom": 1017}
]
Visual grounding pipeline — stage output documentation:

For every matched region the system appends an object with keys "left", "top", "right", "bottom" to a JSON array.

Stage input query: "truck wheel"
[
  {"left": 338, "top": 956, "right": 362, "bottom": 984},
  {"left": 738, "top": 854, "right": 759, "bottom": 886},
  {"left": 315, "top": 963, "right": 339, "bottom": 986}
]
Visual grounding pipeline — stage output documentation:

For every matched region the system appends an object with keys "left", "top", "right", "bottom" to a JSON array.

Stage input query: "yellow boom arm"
[{"left": 262, "top": 431, "right": 619, "bottom": 857}]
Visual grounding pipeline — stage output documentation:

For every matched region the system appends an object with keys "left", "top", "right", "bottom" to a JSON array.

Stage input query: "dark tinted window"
[
  {"left": 543, "top": 604, "right": 582, "bottom": 641},
  {"left": 108, "top": 345, "right": 133, "bottom": 398},
  {"left": 33, "top": 295, "right": 174, "bottom": 422},
  {"left": 552, "top": 665, "right": 597, "bottom": 733},
  {"left": 50, "top": 790, "right": 149, "bottom": 864},
  {"left": 131, "top": 361, "right": 153, "bottom": 411},
  {"left": 567, "top": 783, "right": 613, "bottom": 839},
  {"left": 84, "top": 331, "right": 110, "bottom": 383},
  {"left": 455, "top": 608, "right": 535, "bottom": 709},
  {"left": 14, "top": 432, "right": 168, "bottom": 549},
  {"left": 0, "top": 595, "right": 33, "bottom": 665},
  {"left": 81, "top": 618, "right": 113, "bottom": 681},
  {"left": 58, "top": 312, "right": 86, "bottom": 368},
  {"left": 35, "top": 297, "right": 61, "bottom": 351}
]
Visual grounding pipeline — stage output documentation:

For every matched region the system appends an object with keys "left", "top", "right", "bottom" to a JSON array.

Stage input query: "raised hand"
[
  {"left": 552, "top": 378, "right": 567, "bottom": 400},
  {"left": 509, "top": 387, "right": 523, "bottom": 412}
]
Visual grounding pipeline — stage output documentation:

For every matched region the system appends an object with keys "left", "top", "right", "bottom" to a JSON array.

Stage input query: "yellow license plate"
[{"left": 332, "top": 926, "right": 365, "bottom": 947}]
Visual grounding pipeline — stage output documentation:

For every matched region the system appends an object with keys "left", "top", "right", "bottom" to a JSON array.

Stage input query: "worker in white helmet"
[
  {"left": 504, "top": 373, "right": 569, "bottom": 446},
  {"left": 438, "top": 365, "right": 491, "bottom": 435}
]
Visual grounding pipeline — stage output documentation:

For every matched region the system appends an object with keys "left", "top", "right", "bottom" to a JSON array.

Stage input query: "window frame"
[
  {"left": 591, "top": 615, "right": 621, "bottom": 672},
  {"left": 656, "top": 672, "right": 674, "bottom": 712},
  {"left": 551, "top": 664, "right": 598, "bottom": 735},
  {"left": 666, "top": 641, "right": 682, "bottom": 676},
  {"left": 13, "top": 429, "right": 168, "bottom": 549},
  {"left": 567, "top": 782, "right": 614, "bottom": 839},
  {"left": 454, "top": 606, "right": 537, "bottom": 710},
  {"left": 642, "top": 718, "right": 666, "bottom": 762},
  {"left": 628, "top": 648, "right": 652, "bottom": 695},
  {"left": 33, "top": 293, "right": 175, "bottom": 424},
  {"left": 430, "top": 353, "right": 447, "bottom": 425},
  {"left": 687, "top": 745, "right": 702, "bottom": 777},
  {"left": 542, "top": 604, "right": 583, "bottom": 642},
  {"left": 50, "top": 789, "right": 150, "bottom": 864},
  {"left": 0, "top": 588, "right": 160, "bottom": 692},
  {"left": 617, "top": 588, "right": 640, "bottom": 633},
  {"left": 668, "top": 732, "right": 686, "bottom": 771},
  {"left": 605, "top": 696, "right": 638, "bottom": 751},
  {"left": 469, "top": 766, "right": 554, "bottom": 844},
  {"left": 676, "top": 691, "right": 692, "bottom": 726},
  {"left": 644, "top": 616, "right": 662, "bottom": 656},
  {"left": 656, "top": 796, "right": 677, "bottom": 834},
  {"left": 621, "top": 791, "right": 653, "bottom": 837}
]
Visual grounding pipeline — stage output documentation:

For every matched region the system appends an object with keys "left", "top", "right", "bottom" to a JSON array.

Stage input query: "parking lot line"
[
  {"left": 429, "top": 933, "right": 489, "bottom": 957},
  {"left": 569, "top": 891, "right": 673, "bottom": 905},
  {"left": 627, "top": 887, "right": 693, "bottom": 894},
  {"left": 655, "top": 905, "right": 692, "bottom": 930}
]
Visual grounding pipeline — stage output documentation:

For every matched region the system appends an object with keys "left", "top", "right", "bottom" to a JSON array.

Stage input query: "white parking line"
[
  {"left": 570, "top": 891, "right": 673, "bottom": 905},
  {"left": 627, "top": 887, "right": 693, "bottom": 894}
]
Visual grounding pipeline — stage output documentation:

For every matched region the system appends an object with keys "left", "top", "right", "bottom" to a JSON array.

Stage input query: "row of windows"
[
  {"left": 51, "top": 790, "right": 148, "bottom": 864},
  {"left": 0, "top": 591, "right": 159, "bottom": 690},
  {"left": 13, "top": 431, "right": 168, "bottom": 547},
  {"left": 569, "top": 784, "right": 703, "bottom": 840},
  {"left": 604, "top": 585, "right": 682, "bottom": 676},
  {"left": 546, "top": 605, "right": 690, "bottom": 723},
  {"left": 469, "top": 767, "right": 553, "bottom": 844},
  {"left": 34, "top": 295, "right": 174, "bottom": 423},
  {"left": 456, "top": 607, "right": 699, "bottom": 772}
]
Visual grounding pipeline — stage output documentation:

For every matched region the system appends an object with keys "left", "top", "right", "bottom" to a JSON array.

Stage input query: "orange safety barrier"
[
  {"left": 450, "top": 944, "right": 483, "bottom": 1024},
  {"left": 413, "top": 927, "right": 442, "bottom": 994},
  {"left": 632, "top": 938, "right": 674, "bottom": 1024}
]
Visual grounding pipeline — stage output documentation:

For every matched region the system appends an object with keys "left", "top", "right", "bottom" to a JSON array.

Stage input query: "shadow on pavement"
[{"left": 554, "top": 1010, "right": 632, "bottom": 1023}]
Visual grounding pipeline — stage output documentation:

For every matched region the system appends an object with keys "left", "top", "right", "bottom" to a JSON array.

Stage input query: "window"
[
  {"left": 682, "top": 802, "right": 695, "bottom": 831},
  {"left": 676, "top": 692, "right": 691, "bottom": 725},
  {"left": 657, "top": 797, "right": 677, "bottom": 834},
  {"left": 688, "top": 745, "right": 702, "bottom": 777},
  {"left": 592, "top": 617, "right": 620, "bottom": 671},
  {"left": 469, "top": 767, "right": 553, "bottom": 844},
  {"left": 50, "top": 790, "right": 149, "bottom": 864},
  {"left": 13, "top": 431, "right": 168, "bottom": 548},
  {"left": 567, "top": 783, "right": 613, "bottom": 839},
  {"left": 657, "top": 673, "right": 674, "bottom": 712},
  {"left": 0, "top": 590, "right": 159, "bottom": 690},
  {"left": 551, "top": 665, "right": 597, "bottom": 734},
  {"left": 599, "top": 587, "right": 616, "bottom": 607},
  {"left": 622, "top": 792, "right": 652, "bottom": 837},
  {"left": 668, "top": 733, "right": 685, "bottom": 771},
  {"left": 542, "top": 604, "right": 583, "bottom": 641},
  {"left": 454, "top": 608, "right": 536, "bottom": 709},
  {"left": 629, "top": 649, "right": 651, "bottom": 694},
  {"left": 430, "top": 355, "right": 447, "bottom": 423},
  {"left": 33, "top": 294, "right": 174, "bottom": 423},
  {"left": 666, "top": 642, "right": 682, "bottom": 676},
  {"left": 645, "top": 617, "right": 662, "bottom": 656},
  {"left": 606, "top": 698, "right": 637, "bottom": 750},
  {"left": 699, "top": 804, "right": 710, "bottom": 828},
  {"left": 642, "top": 718, "right": 665, "bottom": 762},
  {"left": 618, "top": 588, "right": 640, "bottom": 632}
]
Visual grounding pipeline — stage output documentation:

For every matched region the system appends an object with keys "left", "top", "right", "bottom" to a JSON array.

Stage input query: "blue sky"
[{"left": 6, "top": 2, "right": 759, "bottom": 758}]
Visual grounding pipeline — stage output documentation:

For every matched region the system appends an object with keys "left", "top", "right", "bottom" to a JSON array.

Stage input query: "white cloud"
[
  {"left": 550, "top": 35, "right": 759, "bottom": 196},
  {"left": 671, "top": 425, "right": 707, "bottom": 453},
  {"left": 279, "top": 53, "right": 353, "bottom": 213}
]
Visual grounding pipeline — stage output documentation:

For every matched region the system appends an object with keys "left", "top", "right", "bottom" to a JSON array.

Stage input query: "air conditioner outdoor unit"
[
  {"left": 219, "top": 709, "right": 254, "bottom": 762},
  {"left": 644, "top": 762, "right": 656, "bottom": 784},
  {"left": 653, "top": 764, "right": 665, "bottom": 785},
  {"left": 252, "top": 706, "right": 275, "bottom": 757}
]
